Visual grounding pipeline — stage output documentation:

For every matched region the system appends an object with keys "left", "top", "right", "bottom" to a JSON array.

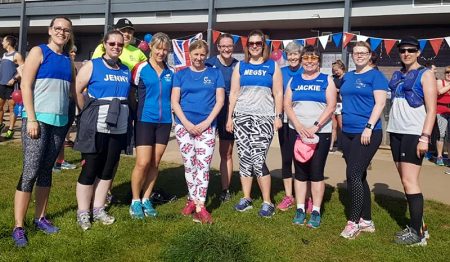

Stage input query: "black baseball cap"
[
  {"left": 397, "top": 36, "right": 419, "bottom": 48},
  {"left": 115, "top": 18, "right": 134, "bottom": 31}
]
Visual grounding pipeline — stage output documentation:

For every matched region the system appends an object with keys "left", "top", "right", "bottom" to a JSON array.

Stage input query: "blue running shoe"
[
  {"left": 234, "top": 198, "right": 253, "bottom": 212},
  {"left": 436, "top": 157, "right": 445, "bottom": 166},
  {"left": 129, "top": 201, "right": 145, "bottom": 219},
  {"left": 258, "top": 202, "right": 275, "bottom": 218},
  {"left": 142, "top": 199, "right": 158, "bottom": 217},
  {"left": 34, "top": 217, "right": 59, "bottom": 234},
  {"left": 307, "top": 211, "right": 321, "bottom": 228},
  {"left": 293, "top": 209, "right": 306, "bottom": 225},
  {"left": 12, "top": 227, "right": 27, "bottom": 247}
]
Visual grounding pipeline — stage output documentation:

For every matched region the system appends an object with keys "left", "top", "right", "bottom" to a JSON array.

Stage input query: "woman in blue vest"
[
  {"left": 74, "top": 30, "right": 131, "bottom": 230},
  {"left": 227, "top": 30, "right": 283, "bottom": 218},
  {"left": 284, "top": 45, "right": 337, "bottom": 228},
  {"left": 12, "top": 16, "right": 74, "bottom": 247},
  {"left": 129, "top": 32, "right": 173, "bottom": 219},
  {"left": 172, "top": 40, "right": 225, "bottom": 224},
  {"left": 339, "top": 41, "right": 388, "bottom": 239},
  {"left": 387, "top": 37, "right": 436, "bottom": 246}
]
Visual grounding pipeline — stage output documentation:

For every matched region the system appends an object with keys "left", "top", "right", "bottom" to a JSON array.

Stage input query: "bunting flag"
[
  {"left": 282, "top": 40, "right": 293, "bottom": 48},
  {"left": 384, "top": 39, "right": 397, "bottom": 55},
  {"left": 305, "top": 37, "right": 317, "bottom": 46},
  {"left": 318, "top": 35, "right": 329, "bottom": 49},
  {"left": 272, "top": 40, "right": 282, "bottom": 51},
  {"left": 266, "top": 39, "right": 272, "bottom": 48},
  {"left": 332, "top": 33, "right": 343, "bottom": 47},
  {"left": 369, "top": 38, "right": 382, "bottom": 50},
  {"left": 429, "top": 38, "right": 444, "bottom": 56},
  {"left": 241, "top": 36, "right": 248, "bottom": 48},
  {"left": 445, "top": 37, "right": 450, "bottom": 47},
  {"left": 343, "top": 33, "right": 354, "bottom": 48},
  {"left": 419, "top": 39, "right": 427, "bottom": 52},
  {"left": 356, "top": 35, "right": 369, "bottom": 42},
  {"left": 212, "top": 30, "right": 221, "bottom": 44},
  {"left": 232, "top": 34, "right": 240, "bottom": 44},
  {"left": 295, "top": 39, "right": 305, "bottom": 46}
]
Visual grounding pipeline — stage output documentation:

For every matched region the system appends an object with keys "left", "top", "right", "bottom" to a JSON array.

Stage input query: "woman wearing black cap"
[{"left": 387, "top": 36, "right": 437, "bottom": 246}]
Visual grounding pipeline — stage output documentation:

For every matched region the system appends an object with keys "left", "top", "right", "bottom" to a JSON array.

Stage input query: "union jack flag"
[
  {"left": 199, "top": 187, "right": 207, "bottom": 198},
  {"left": 205, "top": 138, "right": 215, "bottom": 147},
  {"left": 172, "top": 33, "right": 203, "bottom": 69},
  {"left": 181, "top": 143, "right": 193, "bottom": 154},
  {"left": 204, "top": 155, "right": 213, "bottom": 165},
  {"left": 195, "top": 148, "right": 206, "bottom": 155},
  {"left": 203, "top": 171, "right": 210, "bottom": 181},
  {"left": 176, "top": 127, "right": 188, "bottom": 138},
  {"left": 190, "top": 155, "right": 197, "bottom": 166},
  {"left": 196, "top": 160, "right": 205, "bottom": 170}
]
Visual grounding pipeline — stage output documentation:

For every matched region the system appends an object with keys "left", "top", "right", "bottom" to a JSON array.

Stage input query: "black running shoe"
[{"left": 150, "top": 188, "right": 177, "bottom": 205}]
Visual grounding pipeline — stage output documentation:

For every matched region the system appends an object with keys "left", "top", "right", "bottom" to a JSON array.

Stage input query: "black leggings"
[
  {"left": 341, "top": 130, "right": 382, "bottom": 222},
  {"left": 279, "top": 123, "right": 295, "bottom": 179},
  {"left": 78, "top": 132, "right": 126, "bottom": 185}
]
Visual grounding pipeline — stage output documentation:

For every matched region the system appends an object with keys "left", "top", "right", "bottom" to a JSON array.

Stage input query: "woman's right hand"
[
  {"left": 226, "top": 117, "right": 233, "bottom": 133},
  {"left": 185, "top": 122, "right": 200, "bottom": 136},
  {"left": 27, "top": 120, "right": 40, "bottom": 139}
]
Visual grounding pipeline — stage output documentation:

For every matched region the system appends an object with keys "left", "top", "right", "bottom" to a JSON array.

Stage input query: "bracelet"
[
  {"left": 313, "top": 121, "right": 322, "bottom": 128},
  {"left": 421, "top": 133, "right": 431, "bottom": 139},
  {"left": 418, "top": 138, "right": 429, "bottom": 144},
  {"left": 27, "top": 119, "right": 37, "bottom": 122}
]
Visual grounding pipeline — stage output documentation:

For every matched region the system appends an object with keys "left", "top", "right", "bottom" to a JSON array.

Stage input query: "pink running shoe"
[
  {"left": 340, "top": 221, "right": 360, "bottom": 239},
  {"left": 181, "top": 200, "right": 196, "bottom": 216},
  {"left": 192, "top": 207, "right": 213, "bottom": 224},
  {"left": 306, "top": 197, "right": 313, "bottom": 214},
  {"left": 277, "top": 196, "right": 294, "bottom": 211},
  {"left": 359, "top": 218, "right": 376, "bottom": 233}
]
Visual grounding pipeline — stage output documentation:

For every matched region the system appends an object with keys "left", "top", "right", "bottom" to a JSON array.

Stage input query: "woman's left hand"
[
  {"left": 274, "top": 118, "right": 282, "bottom": 131},
  {"left": 304, "top": 126, "right": 319, "bottom": 138},
  {"left": 417, "top": 140, "right": 429, "bottom": 158},
  {"left": 196, "top": 120, "right": 211, "bottom": 134},
  {"left": 360, "top": 128, "right": 372, "bottom": 145}
]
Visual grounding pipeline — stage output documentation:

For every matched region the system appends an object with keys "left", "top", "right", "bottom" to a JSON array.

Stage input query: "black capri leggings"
[
  {"left": 341, "top": 130, "right": 382, "bottom": 222},
  {"left": 78, "top": 132, "right": 126, "bottom": 185},
  {"left": 279, "top": 122, "right": 295, "bottom": 179}
]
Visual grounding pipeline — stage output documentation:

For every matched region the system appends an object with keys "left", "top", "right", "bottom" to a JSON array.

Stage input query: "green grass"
[{"left": 0, "top": 142, "right": 450, "bottom": 261}]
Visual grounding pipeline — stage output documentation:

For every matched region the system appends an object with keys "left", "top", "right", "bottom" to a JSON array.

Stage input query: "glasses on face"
[
  {"left": 218, "top": 45, "right": 234, "bottom": 50},
  {"left": 106, "top": 42, "right": 124, "bottom": 48},
  {"left": 53, "top": 26, "right": 72, "bottom": 34},
  {"left": 301, "top": 55, "right": 319, "bottom": 62},
  {"left": 352, "top": 51, "right": 370, "bottom": 57},
  {"left": 399, "top": 48, "right": 418, "bottom": 54},
  {"left": 445, "top": 71, "right": 450, "bottom": 74},
  {"left": 247, "top": 41, "right": 263, "bottom": 48}
]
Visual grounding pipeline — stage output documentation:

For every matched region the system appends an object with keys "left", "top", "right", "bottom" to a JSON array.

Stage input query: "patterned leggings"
[
  {"left": 17, "top": 119, "right": 67, "bottom": 192},
  {"left": 233, "top": 112, "right": 274, "bottom": 178},
  {"left": 175, "top": 124, "right": 216, "bottom": 203}
]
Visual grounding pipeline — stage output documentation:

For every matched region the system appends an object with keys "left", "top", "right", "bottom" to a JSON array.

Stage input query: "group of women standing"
[{"left": 11, "top": 15, "right": 433, "bottom": 248}]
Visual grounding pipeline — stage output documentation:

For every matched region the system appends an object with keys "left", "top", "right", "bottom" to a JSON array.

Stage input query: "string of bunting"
[{"left": 212, "top": 30, "right": 450, "bottom": 56}]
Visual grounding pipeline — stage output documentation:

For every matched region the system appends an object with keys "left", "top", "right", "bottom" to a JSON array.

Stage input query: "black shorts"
[
  {"left": 135, "top": 121, "right": 171, "bottom": 146},
  {"left": 292, "top": 130, "right": 331, "bottom": 182},
  {"left": 389, "top": 132, "right": 424, "bottom": 166},
  {"left": 217, "top": 97, "right": 234, "bottom": 141},
  {"left": 0, "top": 84, "right": 13, "bottom": 100}
]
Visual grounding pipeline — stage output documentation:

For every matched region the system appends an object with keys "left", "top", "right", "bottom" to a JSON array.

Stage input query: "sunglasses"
[
  {"left": 247, "top": 41, "right": 263, "bottom": 47},
  {"left": 106, "top": 42, "right": 124, "bottom": 48},
  {"left": 399, "top": 48, "right": 418, "bottom": 54},
  {"left": 446, "top": 71, "right": 450, "bottom": 74},
  {"left": 302, "top": 55, "right": 319, "bottom": 61}
]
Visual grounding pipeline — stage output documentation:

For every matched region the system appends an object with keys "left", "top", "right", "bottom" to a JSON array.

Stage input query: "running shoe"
[
  {"left": 292, "top": 209, "right": 306, "bottom": 225},
  {"left": 394, "top": 226, "right": 427, "bottom": 246},
  {"left": 77, "top": 211, "right": 92, "bottom": 231},
  {"left": 436, "top": 157, "right": 445, "bottom": 166},
  {"left": 129, "top": 201, "right": 145, "bottom": 219},
  {"left": 359, "top": 218, "right": 376, "bottom": 233},
  {"left": 395, "top": 224, "right": 430, "bottom": 240},
  {"left": 306, "top": 197, "right": 313, "bottom": 214},
  {"left": 445, "top": 170, "right": 450, "bottom": 175},
  {"left": 52, "top": 163, "right": 62, "bottom": 173},
  {"left": 0, "top": 122, "right": 5, "bottom": 133},
  {"left": 93, "top": 208, "right": 115, "bottom": 225},
  {"left": 307, "top": 211, "right": 321, "bottom": 228},
  {"left": 4, "top": 129, "right": 14, "bottom": 139},
  {"left": 150, "top": 188, "right": 177, "bottom": 205},
  {"left": 219, "top": 190, "right": 232, "bottom": 203},
  {"left": 12, "top": 227, "right": 27, "bottom": 247},
  {"left": 192, "top": 207, "right": 213, "bottom": 224},
  {"left": 64, "top": 140, "right": 75, "bottom": 147},
  {"left": 142, "top": 199, "right": 157, "bottom": 217},
  {"left": 424, "top": 152, "right": 433, "bottom": 160},
  {"left": 340, "top": 221, "right": 360, "bottom": 239},
  {"left": 277, "top": 196, "right": 294, "bottom": 211},
  {"left": 34, "top": 217, "right": 60, "bottom": 234},
  {"left": 61, "top": 160, "right": 77, "bottom": 170},
  {"left": 181, "top": 200, "right": 196, "bottom": 216},
  {"left": 234, "top": 198, "right": 253, "bottom": 212},
  {"left": 258, "top": 202, "right": 275, "bottom": 218}
]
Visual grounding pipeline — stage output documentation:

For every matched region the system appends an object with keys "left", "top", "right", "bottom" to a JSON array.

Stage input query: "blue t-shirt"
[
  {"left": 173, "top": 67, "right": 225, "bottom": 127},
  {"left": 205, "top": 56, "right": 238, "bottom": 96},
  {"left": 132, "top": 61, "right": 173, "bottom": 123},
  {"left": 281, "top": 66, "right": 303, "bottom": 94},
  {"left": 340, "top": 69, "right": 388, "bottom": 133},
  {"left": 290, "top": 73, "right": 328, "bottom": 103}
]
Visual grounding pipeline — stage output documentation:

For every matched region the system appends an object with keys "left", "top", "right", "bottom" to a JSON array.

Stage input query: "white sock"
[
  {"left": 296, "top": 204, "right": 305, "bottom": 211},
  {"left": 263, "top": 201, "right": 273, "bottom": 206},
  {"left": 312, "top": 205, "right": 321, "bottom": 213},
  {"left": 362, "top": 219, "right": 372, "bottom": 224},
  {"left": 132, "top": 199, "right": 141, "bottom": 204},
  {"left": 141, "top": 198, "right": 150, "bottom": 203}
]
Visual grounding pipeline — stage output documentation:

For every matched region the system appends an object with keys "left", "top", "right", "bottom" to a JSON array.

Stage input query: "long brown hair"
[{"left": 244, "top": 30, "right": 269, "bottom": 63}]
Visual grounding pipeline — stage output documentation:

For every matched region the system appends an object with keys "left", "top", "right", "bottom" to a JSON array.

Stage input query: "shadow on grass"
[
  {"left": 337, "top": 181, "right": 350, "bottom": 220},
  {"left": 322, "top": 184, "right": 335, "bottom": 215},
  {"left": 372, "top": 183, "right": 408, "bottom": 227}
]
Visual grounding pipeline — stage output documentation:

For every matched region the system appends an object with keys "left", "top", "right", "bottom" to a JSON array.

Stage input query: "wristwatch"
[
  {"left": 276, "top": 113, "right": 283, "bottom": 119},
  {"left": 365, "top": 123, "right": 374, "bottom": 130}
]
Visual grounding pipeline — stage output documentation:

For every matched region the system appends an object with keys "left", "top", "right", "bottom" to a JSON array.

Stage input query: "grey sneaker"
[
  {"left": 219, "top": 190, "right": 232, "bottom": 203},
  {"left": 77, "top": 211, "right": 91, "bottom": 231},
  {"left": 93, "top": 208, "right": 115, "bottom": 225},
  {"left": 394, "top": 226, "right": 427, "bottom": 246}
]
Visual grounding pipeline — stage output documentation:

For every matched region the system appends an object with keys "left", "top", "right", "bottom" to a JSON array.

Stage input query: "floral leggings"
[{"left": 175, "top": 124, "right": 216, "bottom": 203}]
